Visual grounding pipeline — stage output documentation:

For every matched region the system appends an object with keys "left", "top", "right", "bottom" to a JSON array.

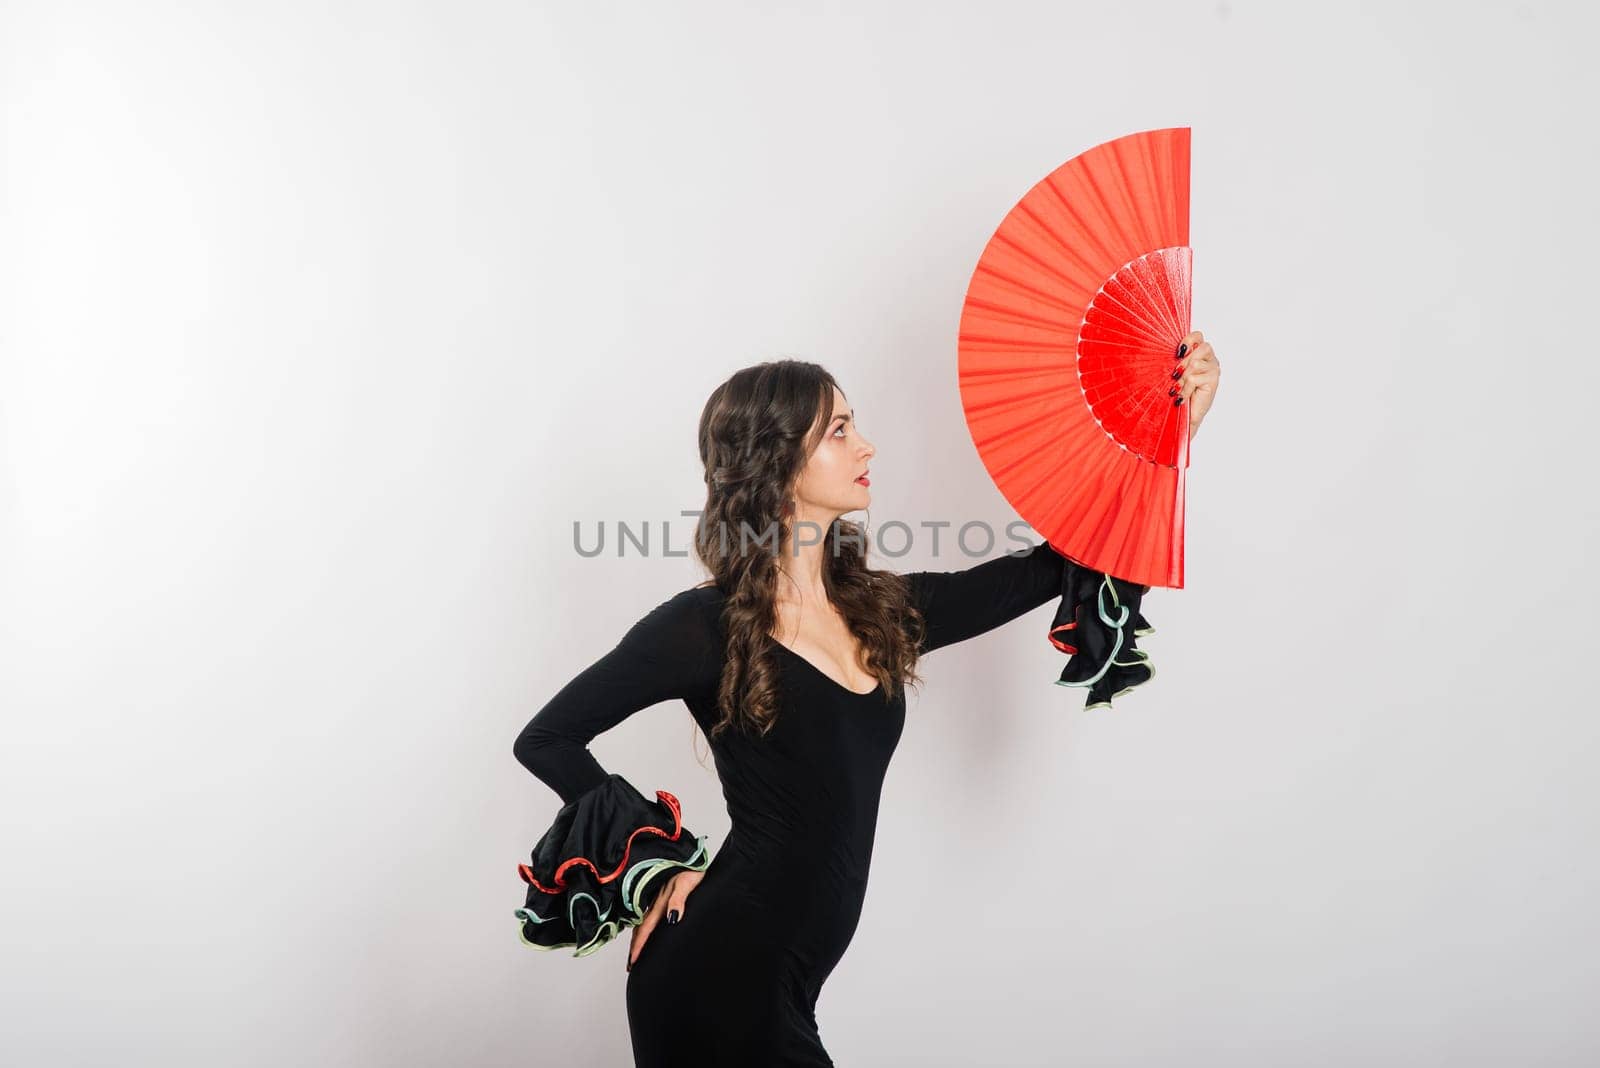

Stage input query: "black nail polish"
[
  {"left": 1178, "top": 343, "right": 1188, "bottom": 358},
  {"left": 1174, "top": 396, "right": 1184, "bottom": 407},
  {"left": 667, "top": 909, "right": 679, "bottom": 925},
  {"left": 1170, "top": 369, "right": 1180, "bottom": 380},
  {"left": 1168, "top": 386, "right": 1177, "bottom": 396}
]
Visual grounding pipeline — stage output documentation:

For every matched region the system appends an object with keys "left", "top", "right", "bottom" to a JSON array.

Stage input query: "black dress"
[{"left": 512, "top": 539, "right": 1154, "bottom": 1066}]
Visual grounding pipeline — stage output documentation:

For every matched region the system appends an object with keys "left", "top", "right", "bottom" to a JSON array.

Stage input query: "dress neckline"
[
  {"left": 698, "top": 584, "right": 882, "bottom": 698},
  {"left": 771, "top": 641, "right": 883, "bottom": 698}
]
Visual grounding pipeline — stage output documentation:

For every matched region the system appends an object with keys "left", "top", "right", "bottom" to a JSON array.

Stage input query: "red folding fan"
[{"left": 958, "top": 127, "right": 1192, "bottom": 590}]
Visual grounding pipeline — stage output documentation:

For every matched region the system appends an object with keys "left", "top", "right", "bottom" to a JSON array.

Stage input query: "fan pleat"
[{"left": 958, "top": 128, "right": 1192, "bottom": 588}]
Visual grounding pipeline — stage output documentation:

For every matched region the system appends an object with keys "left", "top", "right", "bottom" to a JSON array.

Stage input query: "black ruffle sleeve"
[
  {"left": 1048, "top": 556, "right": 1156, "bottom": 710},
  {"left": 514, "top": 773, "right": 712, "bottom": 957}
]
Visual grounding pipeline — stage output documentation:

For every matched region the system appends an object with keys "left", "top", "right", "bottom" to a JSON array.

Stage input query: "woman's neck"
[{"left": 776, "top": 517, "right": 832, "bottom": 603}]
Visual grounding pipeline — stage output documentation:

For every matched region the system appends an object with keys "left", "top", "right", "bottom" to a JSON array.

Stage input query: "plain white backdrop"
[{"left": 3, "top": 2, "right": 1597, "bottom": 1065}]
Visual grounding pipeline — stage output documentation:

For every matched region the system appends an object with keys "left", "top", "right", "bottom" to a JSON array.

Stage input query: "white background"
[{"left": 3, "top": 2, "right": 1597, "bottom": 1065}]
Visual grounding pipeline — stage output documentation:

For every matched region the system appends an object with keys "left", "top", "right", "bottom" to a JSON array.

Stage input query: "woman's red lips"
[{"left": 855, "top": 471, "right": 870, "bottom": 487}]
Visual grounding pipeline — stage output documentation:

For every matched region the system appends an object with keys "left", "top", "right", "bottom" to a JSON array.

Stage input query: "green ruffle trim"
[{"left": 514, "top": 836, "right": 711, "bottom": 957}]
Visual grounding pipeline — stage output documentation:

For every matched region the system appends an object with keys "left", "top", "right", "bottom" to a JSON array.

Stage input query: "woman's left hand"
[
  {"left": 627, "top": 868, "right": 704, "bottom": 973},
  {"left": 1174, "top": 330, "right": 1221, "bottom": 441}
]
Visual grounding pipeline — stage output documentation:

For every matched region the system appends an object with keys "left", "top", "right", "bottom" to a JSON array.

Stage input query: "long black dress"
[{"left": 512, "top": 540, "right": 1150, "bottom": 1066}]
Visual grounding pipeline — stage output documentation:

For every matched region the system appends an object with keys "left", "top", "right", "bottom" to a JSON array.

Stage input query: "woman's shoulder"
[
  {"left": 687, "top": 578, "right": 728, "bottom": 605},
  {"left": 615, "top": 582, "right": 727, "bottom": 679},
  {"left": 639, "top": 581, "right": 722, "bottom": 615},
  {"left": 642, "top": 580, "right": 726, "bottom": 631},
  {"left": 684, "top": 581, "right": 730, "bottom": 637}
]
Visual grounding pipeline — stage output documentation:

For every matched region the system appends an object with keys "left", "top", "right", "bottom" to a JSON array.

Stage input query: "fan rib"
[{"left": 958, "top": 127, "right": 1191, "bottom": 588}]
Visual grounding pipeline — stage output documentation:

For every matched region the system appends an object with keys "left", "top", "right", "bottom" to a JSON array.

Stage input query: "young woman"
[{"left": 514, "top": 335, "right": 1221, "bottom": 1065}]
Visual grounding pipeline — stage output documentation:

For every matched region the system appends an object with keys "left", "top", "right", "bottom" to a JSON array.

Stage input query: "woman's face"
[{"left": 791, "top": 384, "right": 875, "bottom": 522}]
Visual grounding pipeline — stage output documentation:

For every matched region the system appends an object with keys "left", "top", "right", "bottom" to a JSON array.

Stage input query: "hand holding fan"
[{"left": 957, "top": 127, "right": 1193, "bottom": 708}]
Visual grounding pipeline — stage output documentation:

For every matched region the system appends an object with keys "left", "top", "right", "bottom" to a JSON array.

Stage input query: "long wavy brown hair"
[{"left": 693, "top": 360, "right": 927, "bottom": 741}]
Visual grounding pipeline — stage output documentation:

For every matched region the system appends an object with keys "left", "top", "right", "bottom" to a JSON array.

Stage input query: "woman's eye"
[{"left": 832, "top": 423, "right": 846, "bottom": 437}]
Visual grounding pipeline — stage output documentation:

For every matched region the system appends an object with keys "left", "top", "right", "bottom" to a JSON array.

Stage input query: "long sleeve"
[
  {"left": 904, "top": 538, "right": 1071, "bottom": 654},
  {"left": 513, "top": 587, "right": 722, "bottom": 804},
  {"left": 510, "top": 586, "right": 723, "bottom": 958},
  {"left": 906, "top": 538, "right": 1161, "bottom": 710}
]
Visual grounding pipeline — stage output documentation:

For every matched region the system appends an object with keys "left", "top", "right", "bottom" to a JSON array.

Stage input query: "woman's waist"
[
  {"left": 710, "top": 832, "right": 873, "bottom": 898},
  {"left": 703, "top": 852, "right": 869, "bottom": 950}
]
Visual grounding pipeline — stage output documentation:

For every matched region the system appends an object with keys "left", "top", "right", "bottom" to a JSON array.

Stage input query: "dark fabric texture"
[
  {"left": 1049, "top": 552, "right": 1157, "bottom": 709},
  {"left": 514, "top": 773, "right": 711, "bottom": 957},
  {"left": 512, "top": 539, "right": 1155, "bottom": 1065}
]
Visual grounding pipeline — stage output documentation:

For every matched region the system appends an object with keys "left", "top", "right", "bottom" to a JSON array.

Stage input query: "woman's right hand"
[{"left": 627, "top": 868, "right": 704, "bottom": 972}]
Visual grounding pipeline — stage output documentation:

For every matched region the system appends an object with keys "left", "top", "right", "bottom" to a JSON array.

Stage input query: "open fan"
[
  {"left": 957, "top": 127, "right": 1193, "bottom": 707},
  {"left": 958, "top": 126, "right": 1192, "bottom": 590}
]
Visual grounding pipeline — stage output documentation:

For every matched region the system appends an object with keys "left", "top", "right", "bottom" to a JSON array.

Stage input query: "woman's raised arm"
[
  {"left": 907, "top": 538, "right": 1159, "bottom": 710},
  {"left": 904, "top": 538, "right": 1071, "bottom": 654}
]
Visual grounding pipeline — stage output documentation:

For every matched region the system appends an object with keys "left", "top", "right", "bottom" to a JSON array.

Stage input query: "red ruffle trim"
[{"left": 517, "top": 789, "right": 685, "bottom": 895}]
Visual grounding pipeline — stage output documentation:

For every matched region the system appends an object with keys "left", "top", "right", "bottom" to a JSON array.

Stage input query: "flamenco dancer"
[{"left": 514, "top": 337, "right": 1221, "bottom": 1066}]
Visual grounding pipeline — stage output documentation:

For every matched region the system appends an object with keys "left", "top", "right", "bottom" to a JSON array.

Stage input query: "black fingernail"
[
  {"left": 667, "top": 909, "right": 679, "bottom": 925},
  {"left": 1170, "top": 369, "right": 1181, "bottom": 380},
  {"left": 1168, "top": 386, "right": 1177, "bottom": 396},
  {"left": 1174, "top": 396, "right": 1184, "bottom": 407},
  {"left": 1178, "top": 343, "right": 1188, "bottom": 358}
]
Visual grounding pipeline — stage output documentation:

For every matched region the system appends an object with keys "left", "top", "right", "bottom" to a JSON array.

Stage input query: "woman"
[{"left": 514, "top": 334, "right": 1221, "bottom": 1065}]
